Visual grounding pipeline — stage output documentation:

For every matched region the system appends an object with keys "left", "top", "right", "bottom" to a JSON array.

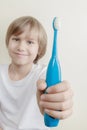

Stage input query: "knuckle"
[
  {"left": 62, "top": 93, "right": 67, "bottom": 100},
  {"left": 60, "top": 102, "right": 66, "bottom": 110}
]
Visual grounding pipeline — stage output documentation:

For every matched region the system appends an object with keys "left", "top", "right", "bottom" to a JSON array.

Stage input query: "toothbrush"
[{"left": 44, "top": 17, "right": 62, "bottom": 127}]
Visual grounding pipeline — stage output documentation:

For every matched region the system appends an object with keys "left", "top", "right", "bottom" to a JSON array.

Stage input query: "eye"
[
  {"left": 12, "top": 37, "right": 20, "bottom": 41},
  {"left": 27, "top": 40, "right": 34, "bottom": 44}
]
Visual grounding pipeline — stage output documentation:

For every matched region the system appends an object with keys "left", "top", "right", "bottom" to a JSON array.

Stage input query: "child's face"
[{"left": 7, "top": 25, "right": 39, "bottom": 66}]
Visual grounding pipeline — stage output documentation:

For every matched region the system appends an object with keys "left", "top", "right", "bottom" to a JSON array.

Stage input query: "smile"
[{"left": 15, "top": 52, "right": 28, "bottom": 56}]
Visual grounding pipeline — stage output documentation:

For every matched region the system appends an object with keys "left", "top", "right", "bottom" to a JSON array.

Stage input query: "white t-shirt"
[{"left": 0, "top": 64, "right": 50, "bottom": 130}]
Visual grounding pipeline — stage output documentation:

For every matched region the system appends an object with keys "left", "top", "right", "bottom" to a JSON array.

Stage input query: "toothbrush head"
[{"left": 53, "top": 17, "right": 59, "bottom": 30}]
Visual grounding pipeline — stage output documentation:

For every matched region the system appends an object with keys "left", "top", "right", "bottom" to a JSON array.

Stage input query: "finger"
[
  {"left": 37, "top": 79, "right": 47, "bottom": 92},
  {"left": 40, "top": 99, "right": 73, "bottom": 111},
  {"left": 36, "top": 79, "right": 47, "bottom": 107},
  {"left": 41, "top": 88, "right": 73, "bottom": 102},
  {"left": 44, "top": 108, "right": 73, "bottom": 119},
  {"left": 46, "top": 80, "right": 71, "bottom": 94}
]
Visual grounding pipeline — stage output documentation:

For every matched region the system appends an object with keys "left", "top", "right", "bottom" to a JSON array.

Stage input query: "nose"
[{"left": 17, "top": 41, "right": 25, "bottom": 51}]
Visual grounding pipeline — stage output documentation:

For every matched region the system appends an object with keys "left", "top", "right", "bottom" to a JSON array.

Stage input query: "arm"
[{"left": 36, "top": 80, "right": 73, "bottom": 119}]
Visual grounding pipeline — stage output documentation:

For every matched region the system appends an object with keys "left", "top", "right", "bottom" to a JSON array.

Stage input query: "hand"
[{"left": 36, "top": 80, "right": 73, "bottom": 119}]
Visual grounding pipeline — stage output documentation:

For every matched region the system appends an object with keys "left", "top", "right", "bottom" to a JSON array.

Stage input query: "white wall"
[{"left": 0, "top": 0, "right": 87, "bottom": 130}]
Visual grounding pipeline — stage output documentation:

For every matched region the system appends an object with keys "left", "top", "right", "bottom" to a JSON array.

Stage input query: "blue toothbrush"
[{"left": 44, "top": 17, "right": 62, "bottom": 127}]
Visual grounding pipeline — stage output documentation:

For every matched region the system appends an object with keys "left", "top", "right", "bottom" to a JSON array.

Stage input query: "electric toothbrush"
[{"left": 44, "top": 17, "right": 62, "bottom": 127}]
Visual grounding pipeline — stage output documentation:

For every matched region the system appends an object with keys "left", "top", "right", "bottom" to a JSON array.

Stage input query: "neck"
[{"left": 9, "top": 63, "right": 33, "bottom": 81}]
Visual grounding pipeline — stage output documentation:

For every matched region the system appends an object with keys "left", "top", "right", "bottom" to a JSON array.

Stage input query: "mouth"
[{"left": 15, "top": 52, "right": 28, "bottom": 56}]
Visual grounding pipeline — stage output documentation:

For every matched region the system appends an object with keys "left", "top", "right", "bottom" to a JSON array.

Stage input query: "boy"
[{"left": 0, "top": 16, "right": 73, "bottom": 130}]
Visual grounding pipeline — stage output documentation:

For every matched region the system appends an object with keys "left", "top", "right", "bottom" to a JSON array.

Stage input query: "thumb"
[
  {"left": 37, "top": 79, "right": 47, "bottom": 95},
  {"left": 36, "top": 79, "right": 47, "bottom": 114}
]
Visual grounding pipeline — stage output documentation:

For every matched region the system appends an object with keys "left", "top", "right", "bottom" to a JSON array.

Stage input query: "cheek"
[
  {"left": 35, "top": 46, "right": 39, "bottom": 53},
  {"left": 8, "top": 42, "right": 15, "bottom": 50},
  {"left": 32, "top": 45, "right": 39, "bottom": 55},
  {"left": 7, "top": 43, "right": 16, "bottom": 56}
]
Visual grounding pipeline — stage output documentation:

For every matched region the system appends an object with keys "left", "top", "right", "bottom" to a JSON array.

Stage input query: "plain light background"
[{"left": 0, "top": 0, "right": 87, "bottom": 130}]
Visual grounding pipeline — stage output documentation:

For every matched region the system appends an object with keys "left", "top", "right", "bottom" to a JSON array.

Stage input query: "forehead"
[{"left": 13, "top": 25, "right": 39, "bottom": 39}]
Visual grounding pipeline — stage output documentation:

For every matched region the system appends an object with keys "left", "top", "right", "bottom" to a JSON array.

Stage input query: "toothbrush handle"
[{"left": 44, "top": 57, "right": 61, "bottom": 127}]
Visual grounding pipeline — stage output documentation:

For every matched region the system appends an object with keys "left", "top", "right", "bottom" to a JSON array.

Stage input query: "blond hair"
[{"left": 6, "top": 16, "right": 47, "bottom": 63}]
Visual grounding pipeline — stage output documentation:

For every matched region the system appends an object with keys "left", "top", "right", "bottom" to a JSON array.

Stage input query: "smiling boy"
[{"left": 0, "top": 16, "right": 73, "bottom": 130}]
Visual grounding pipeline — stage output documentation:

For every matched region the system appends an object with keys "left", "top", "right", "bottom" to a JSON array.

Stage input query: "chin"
[{"left": 14, "top": 61, "right": 33, "bottom": 66}]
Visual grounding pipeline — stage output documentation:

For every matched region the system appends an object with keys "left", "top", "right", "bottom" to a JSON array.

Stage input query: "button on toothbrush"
[{"left": 44, "top": 17, "right": 62, "bottom": 127}]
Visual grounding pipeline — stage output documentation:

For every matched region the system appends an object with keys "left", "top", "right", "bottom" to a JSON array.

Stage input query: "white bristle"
[{"left": 54, "top": 17, "right": 60, "bottom": 30}]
